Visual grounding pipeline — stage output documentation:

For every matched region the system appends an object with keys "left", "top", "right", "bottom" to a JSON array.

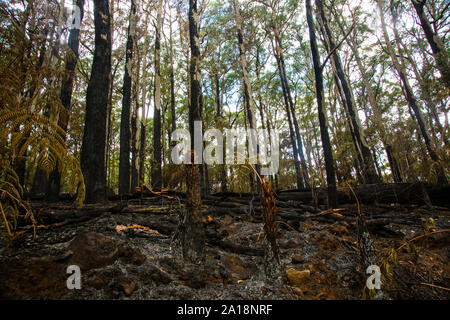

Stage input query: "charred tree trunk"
[
  {"left": 80, "top": 0, "right": 112, "bottom": 203},
  {"left": 181, "top": 0, "right": 205, "bottom": 264},
  {"left": 152, "top": 0, "right": 163, "bottom": 189},
  {"left": 306, "top": 0, "right": 338, "bottom": 208},
  {"left": 385, "top": 144, "right": 402, "bottom": 183},
  {"left": 105, "top": 0, "right": 115, "bottom": 191},
  {"left": 45, "top": 0, "right": 86, "bottom": 201},
  {"left": 182, "top": 157, "right": 205, "bottom": 263},
  {"left": 131, "top": 94, "right": 140, "bottom": 190},
  {"left": 119, "top": 0, "right": 136, "bottom": 195},
  {"left": 138, "top": 6, "right": 151, "bottom": 187},
  {"left": 30, "top": 26, "right": 51, "bottom": 195}
]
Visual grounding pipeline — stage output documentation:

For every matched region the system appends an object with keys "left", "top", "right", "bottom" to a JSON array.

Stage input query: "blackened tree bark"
[
  {"left": 152, "top": 0, "right": 163, "bottom": 189},
  {"left": 316, "top": 0, "right": 380, "bottom": 184},
  {"left": 118, "top": 0, "right": 136, "bottom": 195},
  {"left": 138, "top": 5, "right": 151, "bottom": 186},
  {"left": 385, "top": 144, "right": 402, "bottom": 183},
  {"left": 376, "top": 0, "right": 447, "bottom": 184},
  {"left": 46, "top": 0, "right": 86, "bottom": 201},
  {"left": 105, "top": 0, "right": 116, "bottom": 191},
  {"left": 131, "top": 66, "right": 140, "bottom": 191},
  {"left": 181, "top": 0, "right": 205, "bottom": 264},
  {"left": 31, "top": 23, "right": 52, "bottom": 195},
  {"left": 80, "top": 0, "right": 111, "bottom": 203},
  {"left": 411, "top": 0, "right": 450, "bottom": 89},
  {"left": 305, "top": 0, "right": 337, "bottom": 208}
]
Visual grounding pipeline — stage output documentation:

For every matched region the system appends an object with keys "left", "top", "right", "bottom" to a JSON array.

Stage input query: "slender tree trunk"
[
  {"left": 255, "top": 46, "right": 274, "bottom": 184},
  {"left": 316, "top": 0, "right": 380, "bottom": 184},
  {"left": 213, "top": 69, "right": 228, "bottom": 192},
  {"left": 334, "top": 11, "right": 402, "bottom": 182},
  {"left": 306, "top": 0, "right": 337, "bottom": 208},
  {"left": 46, "top": 0, "right": 86, "bottom": 201},
  {"left": 118, "top": 0, "right": 136, "bottom": 195},
  {"left": 323, "top": 31, "right": 365, "bottom": 181},
  {"left": 80, "top": 0, "right": 112, "bottom": 203},
  {"left": 105, "top": 0, "right": 116, "bottom": 191},
  {"left": 270, "top": 39, "right": 303, "bottom": 189},
  {"left": 231, "top": 0, "right": 261, "bottom": 193},
  {"left": 131, "top": 59, "right": 140, "bottom": 191},
  {"left": 138, "top": 4, "right": 151, "bottom": 186},
  {"left": 211, "top": 44, "right": 228, "bottom": 192},
  {"left": 392, "top": 8, "right": 447, "bottom": 147},
  {"left": 152, "top": 0, "right": 163, "bottom": 189},
  {"left": 31, "top": 22, "right": 51, "bottom": 195},
  {"left": 181, "top": 0, "right": 205, "bottom": 264},
  {"left": 168, "top": 12, "right": 176, "bottom": 150},
  {"left": 411, "top": 0, "right": 450, "bottom": 89},
  {"left": 276, "top": 36, "right": 310, "bottom": 188},
  {"left": 385, "top": 144, "right": 402, "bottom": 183},
  {"left": 271, "top": 19, "right": 309, "bottom": 188},
  {"left": 376, "top": 0, "right": 447, "bottom": 184},
  {"left": 167, "top": 13, "right": 177, "bottom": 188}
]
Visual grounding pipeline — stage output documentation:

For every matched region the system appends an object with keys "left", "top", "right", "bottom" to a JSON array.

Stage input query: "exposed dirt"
[{"left": 0, "top": 195, "right": 449, "bottom": 300}]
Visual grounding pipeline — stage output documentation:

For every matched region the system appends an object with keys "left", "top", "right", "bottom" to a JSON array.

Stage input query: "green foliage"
[{"left": 421, "top": 217, "right": 436, "bottom": 234}]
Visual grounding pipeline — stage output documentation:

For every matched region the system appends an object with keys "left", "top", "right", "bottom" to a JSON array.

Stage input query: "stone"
[
  {"left": 285, "top": 268, "right": 311, "bottom": 288},
  {"left": 291, "top": 253, "right": 304, "bottom": 264},
  {"left": 67, "top": 232, "right": 121, "bottom": 271},
  {"left": 67, "top": 232, "right": 145, "bottom": 271},
  {"left": 119, "top": 279, "right": 137, "bottom": 296},
  {"left": 220, "top": 254, "right": 249, "bottom": 280}
]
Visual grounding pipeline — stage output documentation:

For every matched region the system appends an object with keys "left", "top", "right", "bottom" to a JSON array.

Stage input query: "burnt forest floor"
[{"left": 0, "top": 192, "right": 449, "bottom": 300}]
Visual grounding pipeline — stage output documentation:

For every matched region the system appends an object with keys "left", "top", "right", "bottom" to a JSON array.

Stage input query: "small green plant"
[{"left": 420, "top": 217, "right": 436, "bottom": 234}]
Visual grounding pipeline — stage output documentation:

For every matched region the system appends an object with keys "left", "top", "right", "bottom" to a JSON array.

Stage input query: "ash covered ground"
[{"left": 0, "top": 194, "right": 449, "bottom": 300}]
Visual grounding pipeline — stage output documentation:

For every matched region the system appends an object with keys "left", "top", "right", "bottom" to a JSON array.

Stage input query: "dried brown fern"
[
  {"left": 0, "top": 24, "right": 85, "bottom": 241},
  {"left": 250, "top": 165, "right": 281, "bottom": 277}
]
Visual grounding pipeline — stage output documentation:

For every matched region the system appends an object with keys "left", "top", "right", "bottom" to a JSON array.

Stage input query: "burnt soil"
[{"left": 0, "top": 194, "right": 449, "bottom": 300}]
